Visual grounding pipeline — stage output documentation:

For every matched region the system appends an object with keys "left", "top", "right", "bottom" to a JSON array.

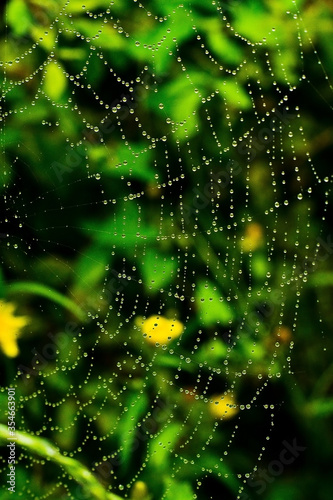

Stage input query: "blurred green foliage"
[{"left": 0, "top": 0, "right": 333, "bottom": 499}]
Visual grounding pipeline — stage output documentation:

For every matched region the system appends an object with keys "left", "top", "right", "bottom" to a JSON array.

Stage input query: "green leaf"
[
  {"left": 309, "top": 272, "right": 333, "bottom": 287},
  {"left": 119, "top": 392, "right": 149, "bottom": 469},
  {"left": 164, "top": 479, "right": 194, "bottom": 500},
  {"left": 65, "top": 0, "right": 111, "bottom": 13},
  {"left": 240, "top": 337, "right": 266, "bottom": 361},
  {"left": 195, "top": 280, "right": 234, "bottom": 326},
  {"left": 157, "top": 0, "right": 216, "bottom": 15},
  {"left": 202, "top": 18, "right": 244, "bottom": 65},
  {"left": 306, "top": 398, "right": 333, "bottom": 417},
  {"left": 217, "top": 79, "right": 252, "bottom": 110},
  {"left": 140, "top": 249, "right": 177, "bottom": 292},
  {"left": 31, "top": 25, "right": 56, "bottom": 52},
  {"left": 7, "top": 0, "right": 33, "bottom": 36},
  {"left": 43, "top": 61, "right": 67, "bottom": 101},
  {"left": 72, "top": 19, "right": 126, "bottom": 50},
  {"left": 83, "top": 202, "right": 159, "bottom": 248},
  {"left": 147, "top": 71, "right": 205, "bottom": 140},
  {"left": 95, "top": 142, "right": 156, "bottom": 184},
  {"left": 73, "top": 245, "right": 110, "bottom": 293},
  {"left": 55, "top": 399, "right": 78, "bottom": 449},
  {"left": 156, "top": 354, "right": 195, "bottom": 372},
  {"left": 129, "top": 6, "right": 195, "bottom": 73},
  {"left": 251, "top": 253, "right": 270, "bottom": 280},
  {"left": 148, "top": 423, "right": 182, "bottom": 469},
  {"left": 194, "top": 339, "right": 228, "bottom": 365},
  {"left": 232, "top": 1, "right": 273, "bottom": 43}
]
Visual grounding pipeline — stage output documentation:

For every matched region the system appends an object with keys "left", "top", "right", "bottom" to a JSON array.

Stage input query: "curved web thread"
[{"left": 0, "top": 1, "right": 332, "bottom": 499}]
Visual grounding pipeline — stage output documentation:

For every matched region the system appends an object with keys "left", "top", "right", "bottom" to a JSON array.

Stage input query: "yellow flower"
[
  {"left": 131, "top": 481, "right": 149, "bottom": 499},
  {"left": 138, "top": 315, "right": 184, "bottom": 345},
  {"left": 241, "top": 222, "right": 264, "bottom": 252},
  {"left": 209, "top": 393, "right": 238, "bottom": 420},
  {"left": 0, "top": 301, "right": 29, "bottom": 357}
]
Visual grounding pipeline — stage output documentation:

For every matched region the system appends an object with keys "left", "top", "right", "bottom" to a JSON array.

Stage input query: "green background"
[{"left": 0, "top": 0, "right": 333, "bottom": 499}]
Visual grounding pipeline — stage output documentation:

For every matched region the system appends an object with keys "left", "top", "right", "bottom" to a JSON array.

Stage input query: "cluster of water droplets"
[{"left": 0, "top": 1, "right": 332, "bottom": 498}]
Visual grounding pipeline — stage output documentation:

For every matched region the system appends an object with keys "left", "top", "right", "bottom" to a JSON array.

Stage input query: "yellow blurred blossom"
[
  {"left": 209, "top": 393, "right": 238, "bottom": 420},
  {"left": 138, "top": 315, "right": 184, "bottom": 344},
  {"left": 0, "top": 301, "right": 29, "bottom": 357},
  {"left": 131, "top": 481, "right": 149, "bottom": 499},
  {"left": 241, "top": 222, "right": 264, "bottom": 252}
]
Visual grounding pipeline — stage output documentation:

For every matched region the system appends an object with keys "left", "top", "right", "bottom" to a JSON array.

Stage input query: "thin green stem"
[
  {"left": 7, "top": 281, "right": 86, "bottom": 321},
  {"left": 0, "top": 424, "right": 123, "bottom": 500}
]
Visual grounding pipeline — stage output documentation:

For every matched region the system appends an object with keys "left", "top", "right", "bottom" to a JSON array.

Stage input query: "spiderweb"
[{"left": 0, "top": 0, "right": 332, "bottom": 499}]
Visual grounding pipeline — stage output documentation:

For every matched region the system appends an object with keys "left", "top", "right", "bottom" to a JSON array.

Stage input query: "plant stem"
[
  {"left": 7, "top": 281, "right": 86, "bottom": 321},
  {"left": 0, "top": 424, "right": 123, "bottom": 500}
]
